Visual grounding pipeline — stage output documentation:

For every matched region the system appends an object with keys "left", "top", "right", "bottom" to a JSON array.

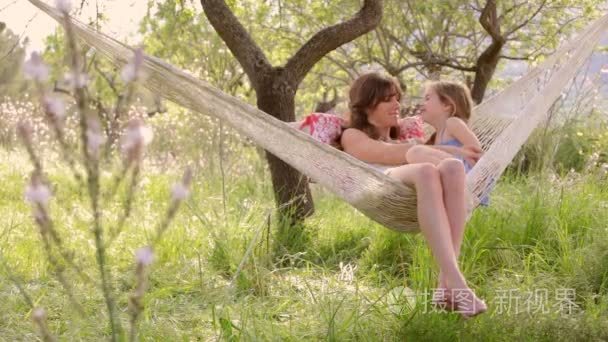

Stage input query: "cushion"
[{"left": 294, "top": 112, "right": 426, "bottom": 146}]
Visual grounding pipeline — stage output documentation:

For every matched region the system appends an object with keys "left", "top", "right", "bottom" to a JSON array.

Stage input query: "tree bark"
[
  {"left": 256, "top": 67, "right": 315, "bottom": 221},
  {"left": 471, "top": 0, "right": 505, "bottom": 104},
  {"left": 470, "top": 38, "right": 505, "bottom": 104}
]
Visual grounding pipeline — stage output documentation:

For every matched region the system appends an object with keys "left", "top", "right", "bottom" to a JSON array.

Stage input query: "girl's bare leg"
[
  {"left": 386, "top": 163, "right": 467, "bottom": 290},
  {"left": 435, "top": 159, "right": 468, "bottom": 300},
  {"left": 388, "top": 163, "right": 486, "bottom": 317},
  {"left": 405, "top": 152, "right": 469, "bottom": 289}
]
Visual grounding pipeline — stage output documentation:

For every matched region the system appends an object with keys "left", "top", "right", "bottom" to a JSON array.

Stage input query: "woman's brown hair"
[
  {"left": 348, "top": 73, "right": 402, "bottom": 140},
  {"left": 425, "top": 81, "right": 474, "bottom": 145}
]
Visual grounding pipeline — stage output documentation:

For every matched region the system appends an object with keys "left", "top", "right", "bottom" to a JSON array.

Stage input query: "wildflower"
[
  {"left": 55, "top": 0, "right": 72, "bottom": 13},
  {"left": 122, "top": 118, "right": 153, "bottom": 162},
  {"left": 86, "top": 118, "right": 106, "bottom": 157},
  {"left": 135, "top": 246, "right": 154, "bottom": 266},
  {"left": 576, "top": 132, "right": 583, "bottom": 137},
  {"left": 42, "top": 95, "right": 66, "bottom": 120},
  {"left": 121, "top": 48, "right": 145, "bottom": 83},
  {"left": 25, "top": 180, "right": 52, "bottom": 206},
  {"left": 87, "top": 130, "right": 105, "bottom": 155},
  {"left": 171, "top": 167, "right": 193, "bottom": 201},
  {"left": 171, "top": 183, "right": 189, "bottom": 201},
  {"left": 23, "top": 52, "right": 49, "bottom": 82}
]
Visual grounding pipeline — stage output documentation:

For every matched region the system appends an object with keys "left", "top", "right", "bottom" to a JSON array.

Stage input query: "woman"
[{"left": 340, "top": 73, "right": 487, "bottom": 318}]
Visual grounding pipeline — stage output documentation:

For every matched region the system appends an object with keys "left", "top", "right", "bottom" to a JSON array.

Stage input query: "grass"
[{"left": 0, "top": 146, "right": 607, "bottom": 341}]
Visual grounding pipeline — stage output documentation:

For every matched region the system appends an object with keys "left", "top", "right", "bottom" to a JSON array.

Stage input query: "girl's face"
[
  {"left": 367, "top": 91, "right": 400, "bottom": 128},
  {"left": 421, "top": 87, "right": 451, "bottom": 124}
]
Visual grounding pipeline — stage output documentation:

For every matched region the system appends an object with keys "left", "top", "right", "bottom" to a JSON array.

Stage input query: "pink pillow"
[
  {"left": 398, "top": 115, "right": 425, "bottom": 141},
  {"left": 297, "top": 113, "right": 345, "bottom": 145},
  {"left": 294, "top": 113, "right": 426, "bottom": 146}
]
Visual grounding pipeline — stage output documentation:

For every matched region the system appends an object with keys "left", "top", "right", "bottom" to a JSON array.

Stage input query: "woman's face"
[
  {"left": 367, "top": 91, "right": 400, "bottom": 128},
  {"left": 421, "top": 87, "right": 451, "bottom": 124}
]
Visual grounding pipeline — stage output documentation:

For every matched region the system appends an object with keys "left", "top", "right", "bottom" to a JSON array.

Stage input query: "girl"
[{"left": 406, "top": 81, "right": 482, "bottom": 171}]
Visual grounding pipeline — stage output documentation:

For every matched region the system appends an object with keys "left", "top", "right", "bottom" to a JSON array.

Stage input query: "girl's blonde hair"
[{"left": 425, "top": 81, "right": 474, "bottom": 145}]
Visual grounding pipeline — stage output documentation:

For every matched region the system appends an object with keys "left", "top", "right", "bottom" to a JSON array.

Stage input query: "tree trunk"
[
  {"left": 256, "top": 68, "right": 314, "bottom": 222},
  {"left": 471, "top": 38, "right": 505, "bottom": 104},
  {"left": 471, "top": 0, "right": 505, "bottom": 104}
]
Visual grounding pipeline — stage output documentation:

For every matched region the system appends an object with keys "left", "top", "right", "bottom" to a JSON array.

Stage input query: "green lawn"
[{"left": 0, "top": 148, "right": 607, "bottom": 341}]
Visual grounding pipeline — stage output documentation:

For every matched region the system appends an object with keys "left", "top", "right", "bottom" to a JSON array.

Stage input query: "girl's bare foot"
[
  {"left": 446, "top": 288, "right": 487, "bottom": 319},
  {"left": 431, "top": 274, "right": 455, "bottom": 311},
  {"left": 431, "top": 287, "right": 455, "bottom": 311}
]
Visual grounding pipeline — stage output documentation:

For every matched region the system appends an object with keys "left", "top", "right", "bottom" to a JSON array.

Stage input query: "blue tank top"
[
  {"left": 437, "top": 127, "right": 491, "bottom": 206},
  {"left": 437, "top": 127, "right": 464, "bottom": 147},
  {"left": 436, "top": 127, "right": 472, "bottom": 172}
]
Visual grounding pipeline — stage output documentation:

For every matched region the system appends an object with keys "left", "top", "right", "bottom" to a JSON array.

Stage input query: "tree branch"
[
  {"left": 324, "top": 53, "right": 359, "bottom": 80},
  {"left": 379, "top": 26, "right": 477, "bottom": 73},
  {"left": 498, "top": 0, "right": 526, "bottom": 21},
  {"left": 479, "top": 0, "right": 501, "bottom": 41},
  {"left": 433, "top": 60, "right": 478, "bottom": 72},
  {"left": 505, "top": 0, "right": 548, "bottom": 37},
  {"left": 502, "top": 15, "right": 582, "bottom": 63},
  {"left": 499, "top": 55, "right": 533, "bottom": 61},
  {"left": 199, "top": 0, "right": 272, "bottom": 89},
  {"left": 404, "top": 0, "right": 434, "bottom": 53},
  {"left": 375, "top": 29, "right": 392, "bottom": 68},
  {"left": 284, "top": 0, "right": 383, "bottom": 86}
]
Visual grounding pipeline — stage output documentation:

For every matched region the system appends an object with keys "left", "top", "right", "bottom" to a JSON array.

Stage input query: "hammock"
[{"left": 28, "top": 0, "right": 608, "bottom": 233}]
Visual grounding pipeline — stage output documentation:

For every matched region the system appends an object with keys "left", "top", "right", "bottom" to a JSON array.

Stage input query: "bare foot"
[
  {"left": 431, "top": 287, "right": 455, "bottom": 311},
  {"left": 432, "top": 273, "right": 454, "bottom": 311},
  {"left": 446, "top": 288, "right": 487, "bottom": 319}
]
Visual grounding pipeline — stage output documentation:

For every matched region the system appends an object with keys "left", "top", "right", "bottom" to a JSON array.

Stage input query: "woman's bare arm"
[
  {"left": 341, "top": 128, "right": 412, "bottom": 165},
  {"left": 430, "top": 144, "right": 483, "bottom": 163}
]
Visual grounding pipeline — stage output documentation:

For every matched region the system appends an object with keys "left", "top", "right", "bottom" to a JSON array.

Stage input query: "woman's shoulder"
[{"left": 340, "top": 127, "right": 368, "bottom": 143}]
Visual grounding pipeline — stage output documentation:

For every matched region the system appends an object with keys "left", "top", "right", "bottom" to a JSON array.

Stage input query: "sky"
[{"left": 0, "top": 0, "right": 148, "bottom": 53}]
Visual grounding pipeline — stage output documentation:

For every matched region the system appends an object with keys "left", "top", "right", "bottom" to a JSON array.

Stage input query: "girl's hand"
[
  {"left": 461, "top": 145, "right": 483, "bottom": 166},
  {"left": 404, "top": 138, "right": 426, "bottom": 145}
]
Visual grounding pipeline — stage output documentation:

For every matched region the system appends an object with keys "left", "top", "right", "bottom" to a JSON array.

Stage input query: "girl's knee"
[
  {"left": 438, "top": 158, "right": 465, "bottom": 175},
  {"left": 415, "top": 163, "right": 442, "bottom": 189},
  {"left": 386, "top": 163, "right": 441, "bottom": 192}
]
